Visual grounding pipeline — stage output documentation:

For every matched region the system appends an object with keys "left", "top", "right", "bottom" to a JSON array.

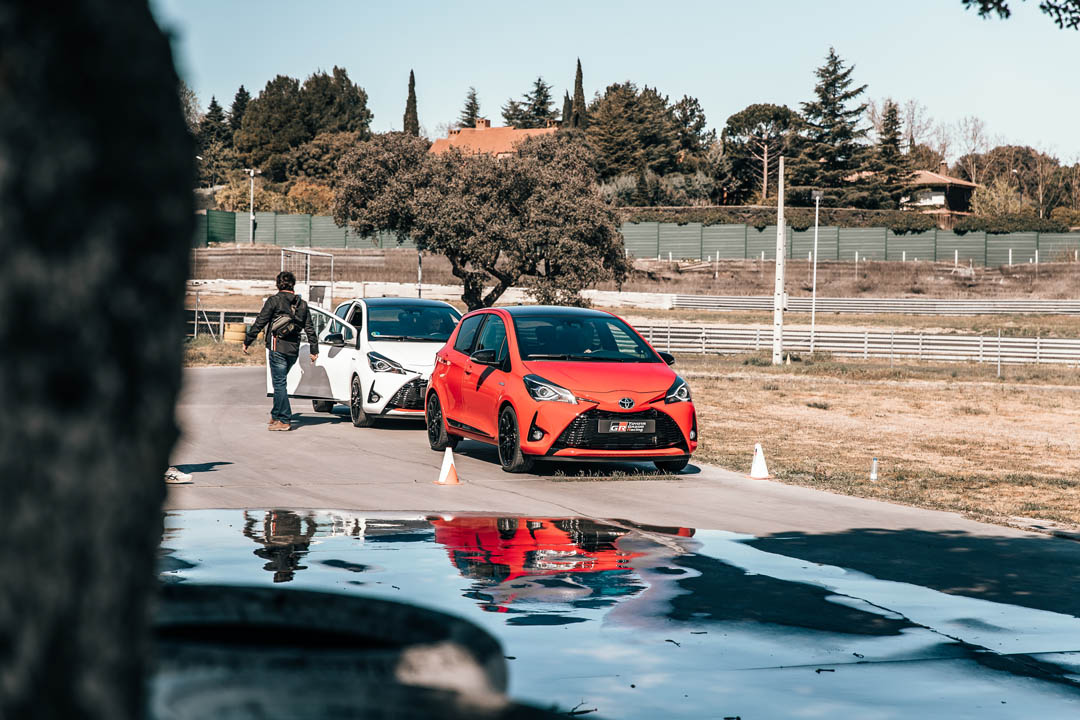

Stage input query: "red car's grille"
[{"left": 552, "top": 409, "right": 686, "bottom": 452}]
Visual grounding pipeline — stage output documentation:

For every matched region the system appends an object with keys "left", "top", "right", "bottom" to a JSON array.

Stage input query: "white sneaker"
[{"left": 164, "top": 467, "right": 193, "bottom": 485}]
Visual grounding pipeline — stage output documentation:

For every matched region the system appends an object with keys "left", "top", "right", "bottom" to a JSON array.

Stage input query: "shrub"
[
  {"left": 1050, "top": 206, "right": 1080, "bottom": 228},
  {"left": 953, "top": 214, "right": 1068, "bottom": 234}
]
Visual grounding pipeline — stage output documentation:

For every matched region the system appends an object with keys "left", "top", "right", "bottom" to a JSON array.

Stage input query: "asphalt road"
[{"left": 170, "top": 367, "right": 1050, "bottom": 538}]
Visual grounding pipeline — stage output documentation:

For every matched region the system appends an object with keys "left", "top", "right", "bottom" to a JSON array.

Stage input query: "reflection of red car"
[{"left": 425, "top": 306, "right": 698, "bottom": 473}]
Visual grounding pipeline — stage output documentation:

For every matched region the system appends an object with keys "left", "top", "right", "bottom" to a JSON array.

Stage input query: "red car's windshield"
[{"left": 512, "top": 315, "right": 660, "bottom": 363}]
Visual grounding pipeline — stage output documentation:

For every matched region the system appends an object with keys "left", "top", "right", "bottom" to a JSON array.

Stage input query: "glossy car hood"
[
  {"left": 367, "top": 340, "right": 445, "bottom": 373},
  {"left": 520, "top": 360, "right": 674, "bottom": 394}
]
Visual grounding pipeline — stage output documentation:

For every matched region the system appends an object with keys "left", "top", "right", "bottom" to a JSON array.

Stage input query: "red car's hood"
[{"left": 521, "top": 360, "right": 675, "bottom": 394}]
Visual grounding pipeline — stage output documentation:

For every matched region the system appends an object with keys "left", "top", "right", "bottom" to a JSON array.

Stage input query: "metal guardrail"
[
  {"left": 186, "top": 309, "right": 253, "bottom": 339},
  {"left": 672, "top": 295, "right": 1080, "bottom": 315},
  {"left": 637, "top": 324, "right": 1080, "bottom": 366}
]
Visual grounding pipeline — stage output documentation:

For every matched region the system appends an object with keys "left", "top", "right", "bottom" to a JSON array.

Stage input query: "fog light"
[
  {"left": 530, "top": 429, "right": 544, "bottom": 441},
  {"left": 368, "top": 390, "right": 381, "bottom": 403},
  {"left": 689, "top": 430, "right": 697, "bottom": 441}
]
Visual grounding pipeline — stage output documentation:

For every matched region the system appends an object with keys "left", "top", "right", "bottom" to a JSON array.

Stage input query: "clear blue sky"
[{"left": 151, "top": 0, "right": 1080, "bottom": 160}]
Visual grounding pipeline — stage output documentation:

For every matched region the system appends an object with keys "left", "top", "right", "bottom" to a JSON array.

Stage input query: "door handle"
[{"left": 464, "top": 365, "right": 472, "bottom": 375}]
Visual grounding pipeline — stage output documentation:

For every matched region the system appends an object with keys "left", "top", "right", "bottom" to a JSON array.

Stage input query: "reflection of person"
[
  {"left": 243, "top": 510, "right": 317, "bottom": 583},
  {"left": 242, "top": 271, "right": 319, "bottom": 431}
]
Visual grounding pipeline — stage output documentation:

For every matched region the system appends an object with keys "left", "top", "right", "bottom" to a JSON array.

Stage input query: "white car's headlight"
[
  {"left": 368, "top": 351, "right": 406, "bottom": 374},
  {"left": 664, "top": 376, "right": 691, "bottom": 403},
  {"left": 523, "top": 374, "right": 577, "bottom": 404}
]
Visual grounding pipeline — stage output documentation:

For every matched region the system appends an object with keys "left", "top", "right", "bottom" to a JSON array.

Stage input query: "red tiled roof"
[{"left": 429, "top": 125, "right": 557, "bottom": 156}]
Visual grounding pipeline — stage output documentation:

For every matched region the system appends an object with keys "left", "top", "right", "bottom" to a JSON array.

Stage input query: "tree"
[
  {"left": 790, "top": 48, "right": 869, "bottom": 206},
  {"left": 955, "top": 115, "right": 988, "bottom": 184},
  {"left": 501, "top": 98, "right": 526, "bottom": 128},
  {"left": 197, "top": 137, "right": 237, "bottom": 188},
  {"left": 907, "top": 143, "right": 945, "bottom": 171},
  {"left": 503, "top": 78, "right": 557, "bottom": 128},
  {"left": 632, "top": 167, "right": 650, "bottom": 206},
  {"left": 873, "top": 99, "right": 913, "bottom": 208},
  {"left": 586, "top": 82, "right": 680, "bottom": 179},
  {"left": 570, "top": 58, "right": 586, "bottom": 129},
  {"left": 299, "top": 66, "right": 373, "bottom": 137},
  {"left": 233, "top": 75, "right": 309, "bottom": 174},
  {"left": 229, "top": 84, "right": 250, "bottom": 138},
  {"left": 334, "top": 132, "right": 627, "bottom": 309},
  {"left": 285, "top": 131, "right": 362, "bottom": 181},
  {"left": 721, "top": 103, "right": 801, "bottom": 203},
  {"left": 179, "top": 80, "right": 200, "bottom": 136},
  {"left": 403, "top": 70, "right": 419, "bottom": 136},
  {"left": 458, "top": 87, "right": 481, "bottom": 129},
  {"left": 561, "top": 91, "right": 572, "bottom": 125},
  {"left": 972, "top": 175, "right": 1025, "bottom": 216},
  {"left": 962, "top": 0, "right": 1080, "bottom": 29},
  {"left": 197, "top": 96, "right": 230, "bottom": 152},
  {"left": 671, "top": 95, "right": 716, "bottom": 171}
]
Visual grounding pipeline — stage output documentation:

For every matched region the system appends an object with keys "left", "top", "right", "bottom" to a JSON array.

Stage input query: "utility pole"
[
  {"left": 810, "top": 190, "right": 822, "bottom": 354},
  {"left": 772, "top": 156, "right": 786, "bottom": 365},
  {"left": 417, "top": 250, "right": 423, "bottom": 298},
  {"left": 244, "top": 167, "right": 260, "bottom": 244}
]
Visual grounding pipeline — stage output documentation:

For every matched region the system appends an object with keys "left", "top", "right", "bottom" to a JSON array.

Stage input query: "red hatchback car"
[{"left": 425, "top": 306, "right": 698, "bottom": 473}]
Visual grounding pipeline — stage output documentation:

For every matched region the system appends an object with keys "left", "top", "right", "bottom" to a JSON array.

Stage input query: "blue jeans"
[{"left": 268, "top": 351, "right": 297, "bottom": 422}]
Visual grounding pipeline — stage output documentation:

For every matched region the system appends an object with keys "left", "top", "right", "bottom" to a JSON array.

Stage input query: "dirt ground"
[{"left": 680, "top": 354, "right": 1080, "bottom": 527}]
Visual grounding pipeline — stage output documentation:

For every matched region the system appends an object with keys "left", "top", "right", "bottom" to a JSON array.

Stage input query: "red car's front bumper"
[{"left": 517, "top": 397, "right": 697, "bottom": 461}]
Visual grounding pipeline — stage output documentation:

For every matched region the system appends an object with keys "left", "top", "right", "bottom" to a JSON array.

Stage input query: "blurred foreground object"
[{"left": 0, "top": 1, "right": 193, "bottom": 718}]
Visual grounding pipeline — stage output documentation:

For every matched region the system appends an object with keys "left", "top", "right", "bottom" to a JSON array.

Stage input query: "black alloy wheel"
[
  {"left": 425, "top": 392, "right": 458, "bottom": 451},
  {"left": 654, "top": 457, "right": 690, "bottom": 474},
  {"left": 350, "top": 376, "right": 375, "bottom": 428},
  {"left": 497, "top": 406, "right": 534, "bottom": 474}
]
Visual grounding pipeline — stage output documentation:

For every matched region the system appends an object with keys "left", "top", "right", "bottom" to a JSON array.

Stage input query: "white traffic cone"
[
  {"left": 434, "top": 447, "right": 460, "bottom": 485},
  {"left": 749, "top": 443, "right": 771, "bottom": 479}
]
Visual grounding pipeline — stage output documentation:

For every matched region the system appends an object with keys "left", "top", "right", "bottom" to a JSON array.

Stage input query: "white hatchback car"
[{"left": 268, "top": 297, "right": 461, "bottom": 427}]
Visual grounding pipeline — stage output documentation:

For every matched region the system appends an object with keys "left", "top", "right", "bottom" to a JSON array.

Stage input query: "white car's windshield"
[{"left": 367, "top": 305, "right": 460, "bottom": 342}]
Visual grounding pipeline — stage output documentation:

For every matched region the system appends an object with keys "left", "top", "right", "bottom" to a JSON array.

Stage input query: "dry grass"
[
  {"left": 679, "top": 353, "right": 1080, "bottom": 526},
  {"left": 184, "top": 337, "right": 263, "bottom": 366}
]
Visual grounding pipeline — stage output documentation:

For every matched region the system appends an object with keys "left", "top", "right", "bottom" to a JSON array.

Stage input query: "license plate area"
[{"left": 597, "top": 419, "right": 655, "bottom": 434}]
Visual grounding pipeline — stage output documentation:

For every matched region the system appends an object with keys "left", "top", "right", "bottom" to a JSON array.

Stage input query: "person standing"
[{"left": 243, "top": 271, "right": 319, "bottom": 430}]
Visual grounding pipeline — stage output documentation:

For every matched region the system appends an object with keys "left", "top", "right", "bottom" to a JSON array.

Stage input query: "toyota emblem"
[{"left": 618, "top": 397, "right": 634, "bottom": 409}]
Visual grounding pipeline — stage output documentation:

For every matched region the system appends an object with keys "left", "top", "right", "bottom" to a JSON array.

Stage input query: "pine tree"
[
  {"left": 299, "top": 66, "right": 373, "bottom": 138},
  {"left": 585, "top": 82, "right": 679, "bottom": 179},
  {"left": 501, "top": 98, "right": 526, "bottom": 127},
  {"left": 561, "top": 91, "right": 572, "bottom": 125},
  {"left": 632, "top": 167, "right": 650, "bottom": 206},
  {"left": 403, "top": 70, "right": 419, "bottom": 136},
  {"left": 197, "top": 96, "right": 230, "bottom": 151},
  {"left": 233, "top": 75, "right": 309, "bottom": 176},
  {"left": 791, "top": 47, "right": 869, "bottom": 205},
  {"left": 523, "top": 77, "right": 557, "bottom": 128},
  {"left": 570, "top": 58, "right": 586, "bottom": 129},
  {"left": 671, "top": 95, "right": 716, "bottom": 170},
  {"left": 229, "top": 85, "right": 250, "bottom": 138},
  {"left": 458, "top": 87, "right": 481, "bottom": 129},
  {"left": 875, "top": 99, "right": 912, "bottom": 207}
]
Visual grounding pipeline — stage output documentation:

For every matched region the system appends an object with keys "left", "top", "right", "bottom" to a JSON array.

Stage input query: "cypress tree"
[
  {"left": 458, "top": 87, "right": 481, "bottom": 129},
  {"left": 229, "top": 85, "right": 250, "bottom": 138},
  {"left": 570, "top": 58, "right": 586, "bottom": 129},
  {"left": 403, "top": 70, "right": 419, "bottom": 136},
  {"left": 561, "top": 91, "right": 572, "bottom": 125}
]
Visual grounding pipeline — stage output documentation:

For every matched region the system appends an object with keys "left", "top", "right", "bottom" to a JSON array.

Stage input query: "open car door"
[{"left": 265, "top": 306, "right": 359, "bottom": 403}]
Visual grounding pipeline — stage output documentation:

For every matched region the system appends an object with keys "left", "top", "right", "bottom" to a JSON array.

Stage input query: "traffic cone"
[
  {"left": 749, "top": 443, "right": 770, "bottom": 479},
  {"left": 434, "top": 447, "right": 460, "bottom": 485}
]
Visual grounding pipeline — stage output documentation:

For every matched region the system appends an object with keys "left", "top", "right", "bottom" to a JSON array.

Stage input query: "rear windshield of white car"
[
  {"left": 367, "top": 306, "right": 461, "bottom": 342},
  {"left": 512, "top": 315, "right": 660, "bottom": 363}
]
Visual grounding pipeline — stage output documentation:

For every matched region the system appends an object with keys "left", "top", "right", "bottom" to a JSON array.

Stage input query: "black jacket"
[{"left": 245, "top": 291, "right": 319, "bottom": 357}]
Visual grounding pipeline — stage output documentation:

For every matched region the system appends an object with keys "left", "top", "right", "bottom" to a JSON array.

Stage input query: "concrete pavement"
[{"left": 169, "top": 367, "right": 1045, "bottom": 539}]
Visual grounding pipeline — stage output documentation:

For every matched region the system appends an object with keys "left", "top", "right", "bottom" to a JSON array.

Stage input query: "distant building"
[
  {"left": 429, "top": 118, "right": 557, "bottom": 159},
  {"left": 901, "top": 162, "right": 977, "bottom": 227}
]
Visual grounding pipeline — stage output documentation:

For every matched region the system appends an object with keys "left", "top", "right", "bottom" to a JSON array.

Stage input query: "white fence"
[
  {"left": 673, "top": 295, "right": 1080, "bottom": 315},
  {"left": 637, "top": 324, "right": 1080, "bottom": 366}
]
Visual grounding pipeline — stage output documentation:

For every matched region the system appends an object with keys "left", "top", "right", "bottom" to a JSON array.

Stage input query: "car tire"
[
  {"left": 350, "top": 376, "right": 375, "bottom": 428},
  {"left": 654, "top": 457, "right": 690, "bottom": 474},
  {"left": 312, "top": 400, "right": 335, "bottom": 413},
  {"left": 425, "top": 392, "right": 458, "bottom": 451},
  {"left": 497, "top": 405, "right": 534, "bottom": 474}
]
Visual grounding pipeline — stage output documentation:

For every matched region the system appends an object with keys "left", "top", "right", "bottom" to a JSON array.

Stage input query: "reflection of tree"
[{"left": 243, "top": 510, "right": 316, "bottom": 583}]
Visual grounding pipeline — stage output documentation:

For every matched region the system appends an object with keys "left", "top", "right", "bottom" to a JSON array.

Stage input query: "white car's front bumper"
[{"left": 362, "top": 372, "right": 430, "bottom": 417}]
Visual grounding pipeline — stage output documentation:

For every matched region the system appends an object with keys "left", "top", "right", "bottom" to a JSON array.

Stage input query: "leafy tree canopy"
[
  {"left": 586, "top": 82, "right": 680, "bottom": 179},
  {"left": 334, "top": 132, "right": 628, "bottom": 309},
  {"left": 285, "top": 131, "right": 362, "bottom": 181},
  {"left": 299, "top": 66, "right": 373, "bottom": 137},
  {"left": 721, "top": 103, "right": 801, "bottom": 203},
  {"left": 234, "top": 75, "right": 309, "bottom": 173},
  {"left": 962, "top": 0, "right": 1080, "bottom": 29},
  {"left": 671, "top": 95, "right": 716, "bottom": 171}
]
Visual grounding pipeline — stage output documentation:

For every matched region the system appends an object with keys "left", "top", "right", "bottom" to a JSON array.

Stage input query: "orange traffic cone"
[
  {"left": 748, "top": 443, "right": 770, "bottom": 480},
  {"left": 434, "top": 447, "right": 460, "bottom": 485}
]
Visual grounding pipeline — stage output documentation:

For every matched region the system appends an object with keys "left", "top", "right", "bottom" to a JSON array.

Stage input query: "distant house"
[
  {"left": 901, "top": 162, "right": 977, "bottom": 227},
  {"left": 429, "top": 118, "right": 557, "bottom": 159}
]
